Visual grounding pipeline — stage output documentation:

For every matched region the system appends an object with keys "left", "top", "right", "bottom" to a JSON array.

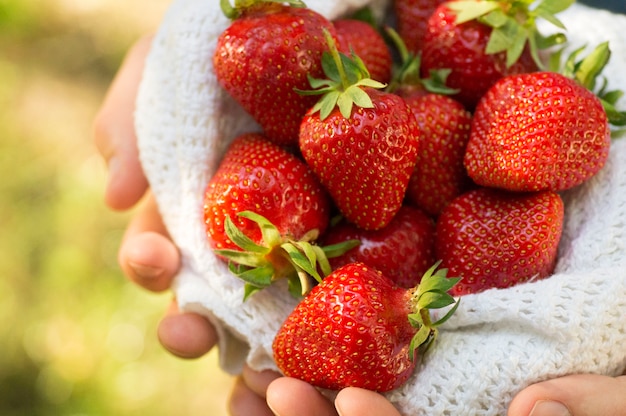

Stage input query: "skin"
[{"left": 94, "top": 35, "right": 626, "bottom": 416}]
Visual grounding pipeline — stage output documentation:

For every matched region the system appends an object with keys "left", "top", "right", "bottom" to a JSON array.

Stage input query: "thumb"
[{"left": 508, "top": 374, "right": 626, "bottom": 416}]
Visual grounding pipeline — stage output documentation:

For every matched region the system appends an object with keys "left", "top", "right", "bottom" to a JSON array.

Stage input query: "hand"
[
  {"left": 94, "top": 34, "right": 215, "bottom": 358},
  {"left": 508, "top": 374, "right": 626, "bottom": 416},
  {"left": 93, "top": 34, "right": 285, "bottom": 415},
  {"left": 266, "top": 377, "right": 401, "bottom": 416},
  {"left": 262, "top": 374, "right": 626, "bottom": 416}
]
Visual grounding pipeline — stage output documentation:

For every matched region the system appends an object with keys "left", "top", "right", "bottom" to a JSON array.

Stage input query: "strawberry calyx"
[
  {"left": 385, "top": 27, "right": 459, "bottom": 96},
  {"left": 407, "top": 261, "right": 461, "bottom": 359},
  {"left": 550, "top": 42, "right": 626, "bottom": 126},
  {"left": 297, "top": 29, "right": 387, "bottom": 120},
  {"left": 447, "top": 0, "right": 573, "bottom": 69},
  {"left": 220, "top": 0, "right": 306, "bottom": 20},
  {"left": 215, "top": 211, "right": 360, "bottom": 299}
]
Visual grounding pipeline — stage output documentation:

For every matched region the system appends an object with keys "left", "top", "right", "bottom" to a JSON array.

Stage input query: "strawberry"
[
  {"left": 404, "top": 93, "right": 473, "bottom": 216},
  {"left": 203, "top": 133, "right": 333, "bottom": 297},
  {"left": 464, "top": 43, "right": 622, "bottom": 192},
  {"left": 393, "top": 0, "right": 448, "bottom": 54},
  {"left": 299, "top": 32, "right": 421, "bottom": 230},
  {"left": 384, "top": 28, "right": 473, "bottom": 216},
  {"left": 321, "top": 206, "right": 436, "bottom": 288},
  {"left": 435, "top": 187, "right": 564, "bottom": 296},
  {"left": 213, "top": 0, "right": 336, "bottom": 145},
  {"left": 273, "top": 262, "right": 459, "bottom": 392},
  {"left": 420, "top": 0, "right": 573, "bottom": 109},
  {"left": 334, "top": 19, "right": 393, "bottom": 84}
]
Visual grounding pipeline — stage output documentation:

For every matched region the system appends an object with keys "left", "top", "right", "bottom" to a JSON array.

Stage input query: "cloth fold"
[{"left": 135, "top": 2, "right": 626, "bottom": 414}]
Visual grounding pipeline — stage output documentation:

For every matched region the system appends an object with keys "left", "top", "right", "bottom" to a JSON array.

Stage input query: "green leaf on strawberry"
[
  {"left": 384, "top": 26, "right": 459, "bottom": 96},
  {"left": 297, "top": 29, "right": 386, "bottom": 119},
  {"left": 407, "top": 261, "right": 460, "bottom": 357},
  {"left": 216, "top": 211, "right": 359, "bottom": 299},
  {"left": 551, "top": 42, "right": 626, "bottom": 126},
  {"left": 447, "top": 0, "right": 573, "bottom": 69}
]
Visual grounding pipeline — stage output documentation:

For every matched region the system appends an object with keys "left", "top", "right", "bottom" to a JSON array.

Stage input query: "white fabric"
[{"left": 135, "top": 2, "right": 626, "bottom": 414}]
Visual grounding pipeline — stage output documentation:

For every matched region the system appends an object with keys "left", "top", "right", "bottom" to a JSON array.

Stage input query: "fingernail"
[
  {"left": 128, "top": 261, "right": 164, "bottom": 279},
  {"left": 529, "top": 400, "right": 572, "bottom": 416},
  {"left": 266, "top": 401, "right": 282, "bottom": 416}
]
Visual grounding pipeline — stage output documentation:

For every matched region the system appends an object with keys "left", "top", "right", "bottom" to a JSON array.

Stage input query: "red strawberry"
[
  {"left": 393, "top": 0, "right": 448, "bottom": 54},
  {"left": 321, "top": 206, "right": 436, "bottom": 288},
  {"left": 203, "top": 133, "right": 332, "bottom": 296},
  {"left": 384, "top": 30, "right": 473, "bottom": 216},
  {"left": 213, "top": 1, "right": 336, "bottom": 145},
  {"left": 435, "top": 188, "right": 564, "bottom": 296},
  {"left": 420, "top": 0, "right": 572, "bottom": 109},
  {"left": 299, "top": 33, "right": 420, "bottom": 230},
  {"left": 273, "top": 262, "right": 459, "bottom": 392},
  {"left": 403, "top": 93, "right": 473, "bottom": 216},
  {"left": 465, "top": 71, "right": 611, "bottom": 192},
  {"left": 334, "top": 19, "right": 393, "bottom": 84}
]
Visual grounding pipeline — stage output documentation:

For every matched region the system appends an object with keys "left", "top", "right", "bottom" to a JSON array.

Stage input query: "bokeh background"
[{"left": 1, "top": 0, "right": 234, "bottom": 414}]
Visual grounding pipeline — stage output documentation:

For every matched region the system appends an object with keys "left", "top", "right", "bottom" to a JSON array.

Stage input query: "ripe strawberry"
[
  {"left": 203, "top": 133, "right": 332, "bottom": 297},
  {"left": 404, "top": 93, "right": 473, "bottom": 216},
  {"left": 321, "top": 206, "right": 436, "bottom": 288},
  {"left": 334, "top": 19, "right": 392, "bottom": 84},
  {"left": 273, "top": 262, "right": 459, "bottom": 392},
  {"left": 213, "top": 0, "right": 336, "bottom": 145},
  {"left": 464, "top": 43, "right": 623, "bottom": 192},
  {"left": 420, "top": 0, "right": 573, "bottom": 109},
  {"left": 393, "top": 0, "right": 448, "bottom": 54},
  {"left": 299, "top": 32, "right": 421, "bottom": 230},
  {"left": 384, "top": 28, "right": 473, "bottom": 216},
  {"left": 435, "top": 188, "right": 564, "bottom": 296}
]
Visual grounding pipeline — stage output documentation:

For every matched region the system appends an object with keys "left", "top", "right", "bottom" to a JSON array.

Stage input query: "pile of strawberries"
[{"left": 202, "top": 0, "right": 625, "bottom": 393}]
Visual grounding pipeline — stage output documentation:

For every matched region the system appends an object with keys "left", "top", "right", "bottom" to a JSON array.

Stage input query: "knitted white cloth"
[{"left": 135, "top": 2, "right": 626, "bottom": 414}]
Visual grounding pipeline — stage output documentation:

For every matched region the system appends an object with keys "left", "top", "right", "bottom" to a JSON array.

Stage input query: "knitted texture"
[{"left": 135, "top": 2, "right": 626, "bottom": 414}]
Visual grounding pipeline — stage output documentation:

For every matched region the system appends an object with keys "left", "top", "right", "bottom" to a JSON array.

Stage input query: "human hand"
[
  {"left": 94, "top": 34, "right": 219, "bottom": 358},
  {"left": 93, "top": 35, "right": 289, "bottom": 415},
  {"left": 261, "top": 374, "right": 626, "bottom": 416},
  {"left": 507, "top": 374, "right": 626, "bottom": 416}
]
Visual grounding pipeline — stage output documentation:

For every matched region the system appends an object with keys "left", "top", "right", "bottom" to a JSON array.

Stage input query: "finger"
[
  {"left": 266, "top": 377, "right": 337, "bottom": 416},
  {"left": 241, "top": 364, "right": 281, "bottom": 399},
  {"left": 229, "top": 376, "right": 275, "bottom": 416},
  {"left": 118, "top": 193, "right": 180, "bottom": 292},
  {"left": 508, "top": 374, "right": 626, "bottom": 416},
  {"left": 335, "top": 387, "right": 402, "bottom": 416},
  {"left": 94, "top": 35, "right": 152, "bottom": 210},
  {"left": 157, "top": 300, "right": 218, "bottom": 359}
]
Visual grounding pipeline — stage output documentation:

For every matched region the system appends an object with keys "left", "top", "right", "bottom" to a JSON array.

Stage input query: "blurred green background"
[{"left": 0, "top": 0, "right": 234, "bottom": 414}]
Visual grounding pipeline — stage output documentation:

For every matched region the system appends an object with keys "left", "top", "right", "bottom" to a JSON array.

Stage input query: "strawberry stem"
[
  {"left": 323, "top": 29, "right": 350, "bottom": 90},
  {"left": 215, "top": 211, "right": 359, "bottom": 299},
  {"left": 407, "top": 261, "right": 461, "bottom": 360},
  {"left": 385, "top": 26, "right": 459, "bottom": 96},
  {"left": 296, "top": 28, "right": 386, "bottom": 120}
]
